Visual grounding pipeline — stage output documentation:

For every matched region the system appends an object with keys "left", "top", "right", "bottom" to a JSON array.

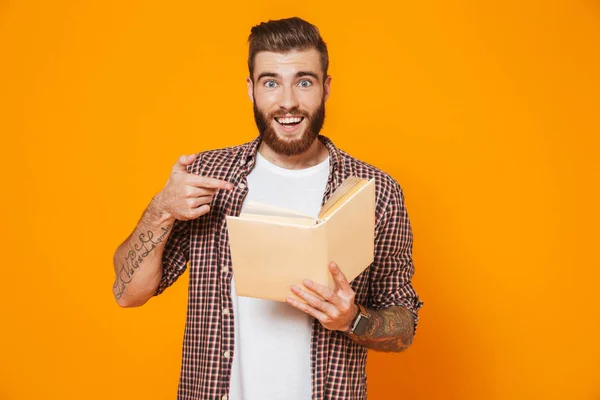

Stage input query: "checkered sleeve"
[
  {"left": 367, "top": 181, "right": 423, "bottom": 332},
  {"left": 154, "top": 218, "right": 190, "bottom": 296}
]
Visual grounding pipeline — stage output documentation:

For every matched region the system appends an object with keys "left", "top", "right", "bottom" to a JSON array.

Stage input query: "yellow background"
[{"left": 1, "top": 1, "right": 599, "bottom": 399}]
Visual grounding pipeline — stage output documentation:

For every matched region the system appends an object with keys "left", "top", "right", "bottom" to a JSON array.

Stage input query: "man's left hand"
[{"left": 286, "top": 261, "right": 358, "bottom": 332}]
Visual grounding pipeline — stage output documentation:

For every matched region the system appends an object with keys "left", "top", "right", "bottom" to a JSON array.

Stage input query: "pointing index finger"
[{"left": 187, "top": 174, "right": 234, "bottom": 190}]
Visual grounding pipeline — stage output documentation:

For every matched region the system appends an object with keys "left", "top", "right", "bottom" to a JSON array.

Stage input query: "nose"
[{"left": 277, "top": 85, "right": 299, "bottom": 111}]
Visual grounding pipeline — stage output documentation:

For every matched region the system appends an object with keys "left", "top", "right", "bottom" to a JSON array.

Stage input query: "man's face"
[{"left": 248, "top": 48, "right": 331, "bottom": 156}]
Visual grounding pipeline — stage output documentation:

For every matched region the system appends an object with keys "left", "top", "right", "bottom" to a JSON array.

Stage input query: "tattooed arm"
[
  {"left": 112, "top": 197, "right": 175, "bottom": 307},
  {"left": 345, "top": 304, "right": 415, "bottom": 352},
  {"left": 112, "top": 154, "right": 233, "bottom": 307}
]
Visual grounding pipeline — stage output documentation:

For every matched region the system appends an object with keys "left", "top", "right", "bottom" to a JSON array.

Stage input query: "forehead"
[{"left": 253, "top": 48, "right": 322, "bottom": 79}]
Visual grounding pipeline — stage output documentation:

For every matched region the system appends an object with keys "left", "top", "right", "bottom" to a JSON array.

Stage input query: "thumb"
[{"left": 173, "top": 154, "right": 197, "bottom": 172}]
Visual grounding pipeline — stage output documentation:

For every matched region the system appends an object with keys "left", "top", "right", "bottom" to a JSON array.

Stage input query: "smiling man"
[{"left": 112, "top": 17, "right": 423, "bottom": 400}]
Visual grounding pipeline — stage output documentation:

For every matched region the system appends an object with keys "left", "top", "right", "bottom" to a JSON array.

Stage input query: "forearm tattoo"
[
  {"left": 113, "top": 225, "right": 172, "bottom": 300},
  {"left": 349, "top": 305, "right": 415, "bottom": 352}
]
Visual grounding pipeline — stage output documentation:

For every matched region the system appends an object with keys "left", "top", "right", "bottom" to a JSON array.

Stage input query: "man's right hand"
[{"left": 153, "top": 154, "right": 234, "bottom": 221}]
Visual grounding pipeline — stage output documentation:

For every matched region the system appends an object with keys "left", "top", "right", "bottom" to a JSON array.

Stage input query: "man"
[{"left": 113, "top": 17, "right": 423, "bottom": 400}]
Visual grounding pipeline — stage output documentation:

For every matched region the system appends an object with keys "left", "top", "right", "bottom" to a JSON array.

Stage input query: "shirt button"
[
  {"left": 224, "top": 351, "right": 231, "bottom": 358},
  {"left": 222, "top": 395, "right": 228, "bottom": 400},
  {"left": 239, "top": 159, "right": 246, "bottom": 166},
  {"left": 222, "top": 266, "right": 229, "bottom": 273},
  {"left": 223, "top": 308, "right": 230, "bottom": 315},
  {"left": 238, "top": 182, "right": 247, "bottom": 190}
]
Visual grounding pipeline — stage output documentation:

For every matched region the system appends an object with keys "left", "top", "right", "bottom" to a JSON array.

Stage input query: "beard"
[{"left": 253, "top": 96, "right": 326, "bottom": 157}]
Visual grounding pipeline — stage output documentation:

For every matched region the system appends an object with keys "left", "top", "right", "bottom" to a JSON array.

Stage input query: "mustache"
[{"left": 267, "top": 108, "right": 310, "bottom": 120}]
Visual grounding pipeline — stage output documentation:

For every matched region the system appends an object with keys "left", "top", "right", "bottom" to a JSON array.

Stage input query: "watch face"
[{"left": 353, "top": 314, "right": 369, "bottom": 336}]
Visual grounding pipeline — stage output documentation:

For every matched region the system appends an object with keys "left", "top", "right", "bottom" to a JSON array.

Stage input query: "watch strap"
[{"left": 346, "top": 304, "right": 369, "bottom": 336}]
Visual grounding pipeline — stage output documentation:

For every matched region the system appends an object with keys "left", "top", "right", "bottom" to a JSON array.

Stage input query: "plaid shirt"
[{"left": 156, "top": 135, "right": 423, "bottom": 400}]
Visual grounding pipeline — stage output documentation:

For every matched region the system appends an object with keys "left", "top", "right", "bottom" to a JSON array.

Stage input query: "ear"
[
  {"left": 246, "top": 77, "right": 254, "bottom": 102},
  {"left": 323, "top": 75, "right": 332, "bottom": 102}
]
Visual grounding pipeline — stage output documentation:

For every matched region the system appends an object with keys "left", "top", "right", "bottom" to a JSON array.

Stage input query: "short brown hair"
[{"left": 247, "top": 17, "right": 329, "bottom": 81}]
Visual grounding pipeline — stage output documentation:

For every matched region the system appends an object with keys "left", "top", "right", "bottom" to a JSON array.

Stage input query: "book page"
[
  {"left": 318, "top": 176, "right": 369, "bottom": 220},
  {"left": 242, "top": 200, "right": 315, "bottom": 220},
  {"left": 237, "top": 213, "right": 317, "bottom": 226}
]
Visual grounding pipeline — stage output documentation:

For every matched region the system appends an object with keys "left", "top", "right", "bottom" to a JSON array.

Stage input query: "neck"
[{"left": 258, "top": 137, "right": 329, "bottom": 170}]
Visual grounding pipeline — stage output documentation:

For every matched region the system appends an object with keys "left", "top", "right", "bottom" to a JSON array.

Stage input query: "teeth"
[{"left": 277, "top": 117, "right": 302, "bottom": 124}]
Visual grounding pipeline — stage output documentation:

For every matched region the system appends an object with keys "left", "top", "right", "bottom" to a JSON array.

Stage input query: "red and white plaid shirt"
[{"left": 156, "top": 135, "right": 423, "bottom": 400}]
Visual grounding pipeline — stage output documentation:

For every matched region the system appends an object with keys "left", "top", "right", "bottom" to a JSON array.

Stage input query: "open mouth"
[{"left": 274, "top": 116, "right": 305, "bottom": 127}]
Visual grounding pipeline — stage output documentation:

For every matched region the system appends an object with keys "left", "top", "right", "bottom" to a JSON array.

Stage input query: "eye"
[
  {"left": 298, "top": 79, "right": 312, "bottom": 88},
  {"left": 264, "top": 80, "right": 278, "bottom": 88}
]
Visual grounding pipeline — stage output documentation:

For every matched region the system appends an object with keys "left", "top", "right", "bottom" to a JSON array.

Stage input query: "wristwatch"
[{"left": 346, "top": 304, "right": 369, "bottom": 336}]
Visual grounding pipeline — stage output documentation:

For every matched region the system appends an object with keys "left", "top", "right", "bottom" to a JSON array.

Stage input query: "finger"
[
  {"left": 184, "top": 186, "right": 218, "bottom": 198},
  {"left": 186, "top": 174, "right": 234, "bottom": 191},
  {"left": 186, "top": 204, "right": 210, "bottom": 220},
  {"left": 286, "top": 296, "right": 329, "bottom": 322},
  {"left": 302, "top": 279, "right": 340, "bottom": 306},
  {"left": 189, "top": 195, "right": 213, "bottom": 208},
  {"left": 329, "top": 262, "right": 351, "bottom": 291},
  {"left": 291, "top": 285, "right": 339, "bottom": 317},
  {"left": 173, "top": 154, "right": 197, "bottom": 172}
]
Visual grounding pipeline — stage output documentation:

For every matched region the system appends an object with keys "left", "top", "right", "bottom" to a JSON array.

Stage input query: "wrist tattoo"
[{"left": 348, "top": 305, "right": 415, "bottom": 352}]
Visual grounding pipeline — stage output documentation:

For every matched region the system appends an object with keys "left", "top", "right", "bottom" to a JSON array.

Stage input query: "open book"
[{"left": 226, "top": 176, "right": 376, "bottom": 302}]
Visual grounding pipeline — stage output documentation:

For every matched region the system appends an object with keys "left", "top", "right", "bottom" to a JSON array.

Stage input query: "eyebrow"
[
  {"left": 296, "top": 71, "right": 320, "bottom": 81},
  {"left": 256, "top": 71, "right": 321, "bottom": 82}
]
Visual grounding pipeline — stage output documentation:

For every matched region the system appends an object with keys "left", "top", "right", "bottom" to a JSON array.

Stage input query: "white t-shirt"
[{"left": 228, "top": 151, "right": 330, "bottom": 400}]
